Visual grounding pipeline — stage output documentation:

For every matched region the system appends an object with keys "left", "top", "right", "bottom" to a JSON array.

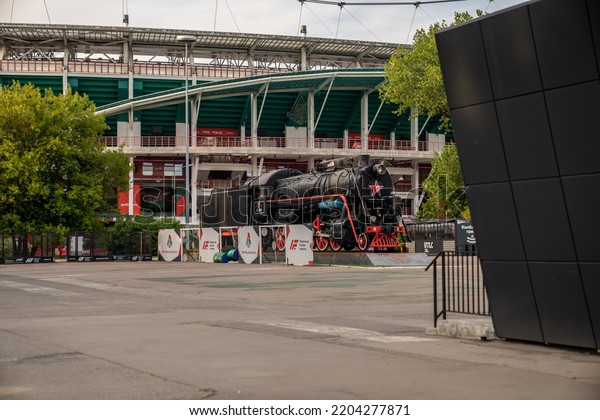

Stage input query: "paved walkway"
[{"left": 0, "top": 261, "right": 599, "bottom": 400}]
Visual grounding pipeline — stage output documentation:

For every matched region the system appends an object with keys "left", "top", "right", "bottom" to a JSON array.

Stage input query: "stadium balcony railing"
[
  {"left": 0, "top": 59, "right": 287, "bottom": 79},
  {"left": 101, "top": 136, "right": 435, "bottom": 152}
]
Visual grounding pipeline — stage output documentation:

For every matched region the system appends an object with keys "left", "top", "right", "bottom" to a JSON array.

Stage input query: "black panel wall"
[{"left": 436, "top": 0, "right": 600, "bottom": 350}]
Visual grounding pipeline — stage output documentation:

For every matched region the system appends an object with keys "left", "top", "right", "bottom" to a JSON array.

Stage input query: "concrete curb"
[{"left": 426, "top": 319, "right": 496, "bottom": 341}]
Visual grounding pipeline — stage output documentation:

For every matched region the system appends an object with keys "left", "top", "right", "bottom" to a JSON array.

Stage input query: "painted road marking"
[
  {"left": 0, "top": 280, "right": 80, "bottom": 297},
  {"left": 252, "top": 320, "right": 437, "bottom": 343},
  {"left": 39, "top": 277, "right": 115, "bottom": 292}
]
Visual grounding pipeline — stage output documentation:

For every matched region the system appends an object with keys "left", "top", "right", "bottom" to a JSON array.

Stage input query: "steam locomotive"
[{"left": 200, "top": 155, "right": 406, "bottom": 252}]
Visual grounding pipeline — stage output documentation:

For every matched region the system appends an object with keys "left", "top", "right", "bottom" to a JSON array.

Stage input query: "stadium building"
[{"left": 0, "top": 22, "right": 447, "bottom": 223}]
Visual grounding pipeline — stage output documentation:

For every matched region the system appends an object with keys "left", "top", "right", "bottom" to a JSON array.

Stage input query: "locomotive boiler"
[{"left": 200, "top": 155, "right": 405, "bottom": 252}]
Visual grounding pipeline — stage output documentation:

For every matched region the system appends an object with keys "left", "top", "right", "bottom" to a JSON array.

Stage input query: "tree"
[
  {"left": 418, "top": 144, "right": 468, "bottom": 220},
  {"left": 381, "top": 12, "right": 479, "bottom": 219},
  {"left": 379, "top": 12, "right": 476, "bottom": 131},
  {"left": 0, "top": 82, "right": 131, "bottom": 233}
]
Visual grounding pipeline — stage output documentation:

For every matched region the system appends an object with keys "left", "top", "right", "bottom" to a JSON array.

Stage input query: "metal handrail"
[{"left": 426, "top": 251, "right": 489, "bottom": 327}]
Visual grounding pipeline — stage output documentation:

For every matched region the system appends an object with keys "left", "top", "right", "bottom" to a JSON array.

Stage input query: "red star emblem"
[{"left": 369, "top": 180, "right": 383, "bottom": 196}]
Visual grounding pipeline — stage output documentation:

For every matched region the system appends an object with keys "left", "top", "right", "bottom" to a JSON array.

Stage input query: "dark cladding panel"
[
  {"left": 435, "top": 21, "right": 493, "bottom": 109},
  {"left": 579, "top": 263, "right": 600, "bottom": 348},
  {"left": 545, "top": 81, "right": 600, "bottom": 177},
  {"left": 496, "top": 93, "right": 557, "bottom": 180},
  {"left": 512, "top": 179, "right": 575, "bottom": 262},
  {"left": 438, "top": 0, "right": 600, "bottom": 350},
  {"left": 481, "top": 5, "right": 541, "bottom": 100},
  {"left": 481, "top": 261, "right": 543, "bottom": 342},
  {"left": 529, "top": 262, "right": 596, "bottom": 349},
  {"left": 466, "top": 183, "right": 524, "bottom": 262},
  {"left": 450, "top": 103, "right": 508, "bottom": 185},
  {"left": 589, "top": 1, "right": 600, "bottom": 72},
  {"left": 562, "top": 174, "right": 600, "bottom": 262},
  {"left": 530, "top": 0, "right": 598, "bottom": 89}
]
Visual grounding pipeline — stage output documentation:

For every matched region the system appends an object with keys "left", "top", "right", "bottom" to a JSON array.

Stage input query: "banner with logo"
[
  {"left": 456, "top": 220, "right": 476, "bottom": 250},
  {"left": 199, "top": 228, "right": 220, "bottom": 262},
  {"left": 157, "top": 229, "right": 182, "bottom": 261},
  {"left": 237, "top": 226, "right": 261, "bottom": 264},
  {"left": 285, "top": 225, "right": 314, "bottom": 266}
]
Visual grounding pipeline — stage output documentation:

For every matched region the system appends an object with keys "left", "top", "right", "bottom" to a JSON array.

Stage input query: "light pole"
[{"left": 176, "top": 34, "right": 197, "bottom": 234}]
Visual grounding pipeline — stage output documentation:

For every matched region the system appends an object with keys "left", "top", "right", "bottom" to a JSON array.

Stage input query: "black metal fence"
[
  {"left": 425, "top": 251, "right": 490, "bottom": 327},
  {"left": 66, "top": 232, "right": 153, "bottom": 261},
  {"left": 0, "top": 232, "right": 55, "bottom": 263}
]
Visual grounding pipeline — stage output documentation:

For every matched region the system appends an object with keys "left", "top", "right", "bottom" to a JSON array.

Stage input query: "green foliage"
[
  {"left": 0, "top": 82, "right": 131, "bottom": 232},
  {"left": 111, "top": 216, "right": 182, "bottom": 233},
  {"left": 380, "top": 12, "right": 476, "bottom": 132},
  {"left": 418, "top": 144, "right": 468, "bottom": 220},
  {"left": 111, "top": 216, "right": 182, "bottom": 256}
]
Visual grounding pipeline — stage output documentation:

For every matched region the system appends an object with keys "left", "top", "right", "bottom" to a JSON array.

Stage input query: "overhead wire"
[
  {"left": 298, "top": 0, "right": 466, "bottom": 43},
  {"left": 300, "top": 0, "right": 468, "bottom": 6},
  {"left": 224, "top": 0, "right": 241, "bottom": 32},
  {"left": 43, "top": 0, "right": 52, "bottom": 24},
  {"left": 485, "top": 0, "right": 500, "bottom": 13},
  {"left": 214, "top": 0, "right": 219, "bottom": 31},
  {"left": 304, "top": 2, "right": 336, "bottom": 37},
  {"left": 335, "top": 5, "right": 343, "bottom": 38},
  {"left": 405, "top": 5, "right": 418, "bottom": 44},
  {"left": 341, "top": 6, "right": 382, "bottom": 42},
  {"left": 297, "top": 0, "right": 305, "bottom": 35}
]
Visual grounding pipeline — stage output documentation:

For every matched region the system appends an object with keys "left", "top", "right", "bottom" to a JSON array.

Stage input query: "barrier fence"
[
  {"left": 0, "top": 232, "right": 55, "bottom": 263},
  {"left": 66, "top": 232, "right": 153, "bottom": 261},
  {"left": 425, "top": 251, "right": 490, "bottom": 327}
]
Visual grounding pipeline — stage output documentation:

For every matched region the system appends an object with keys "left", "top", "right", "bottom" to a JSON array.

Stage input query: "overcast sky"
[{"left": 4, "top": 0, "right": 528, "bottom": 43}]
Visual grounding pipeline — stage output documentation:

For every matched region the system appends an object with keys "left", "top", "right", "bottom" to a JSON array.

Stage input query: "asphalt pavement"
[{"left": 1, "top": 260, "right": 599, "bottom": 400}]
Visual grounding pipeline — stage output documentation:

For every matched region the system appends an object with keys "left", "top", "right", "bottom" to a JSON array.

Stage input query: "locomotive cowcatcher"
[{"left": 200, "top": 155, "right": 406, "bottom": 252}]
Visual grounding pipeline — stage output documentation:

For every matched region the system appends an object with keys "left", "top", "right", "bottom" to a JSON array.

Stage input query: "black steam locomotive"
[{"left": 200, "top": 155, "right": 405, "bottom": 252}]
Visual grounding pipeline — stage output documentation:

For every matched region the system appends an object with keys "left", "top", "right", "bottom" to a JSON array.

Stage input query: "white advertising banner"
[
  {"left": 199, "top": 228, "right": 220, "bottom": 263},
  {"left": 237, "top": 226, "right": 261, "bottom": 264},
  {"left": 157, "top": 229, "right": 182, "bottom": 262},
  {"left": 285, "top": 224, "right": 314, "bottom": 266}
]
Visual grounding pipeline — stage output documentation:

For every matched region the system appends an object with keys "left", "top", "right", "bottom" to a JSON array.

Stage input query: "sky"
[{"left": 3, "top": 0, "right": 529, "bottom": 44}]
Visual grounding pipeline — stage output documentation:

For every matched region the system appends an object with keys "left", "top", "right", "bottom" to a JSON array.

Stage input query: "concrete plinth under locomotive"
[{"left": 200, "top": 155, "right": 408, "bottom": 253}]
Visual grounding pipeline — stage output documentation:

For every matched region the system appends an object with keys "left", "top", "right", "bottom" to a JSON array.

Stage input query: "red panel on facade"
[
  {"left": 175, "top": 194, "right": 186, "bottom": 217},
  {"left": 348, "top": 132, "right": 385, "bottom": 140},
  {"left": 197, "top": 127, "right": 238, "bottom": 136},
  {"left": 117, "top": 189, "right": 129, "bottom": 215},
  {"left": 117, "top": 185, "right": 141, "bottom": 215}
]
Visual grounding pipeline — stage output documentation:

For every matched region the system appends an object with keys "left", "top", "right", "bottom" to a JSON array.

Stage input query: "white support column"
[
  {"left": 307, "top": 91, "right": 315, "bottom": 149},
  {"left": 390, "top": 131, "right": 396, "bottom": 150},
  {"left": 343, "top": 129, "right": 349, "bottom": 150},
  {"left": 189, "top": 49, "right": 197, "bottom": 86},
  {"left": 251, "top": 156, "right": 258, "bottom": 176},
  {"left": 191, "top": 155, "right": 199, "bottom": 225},
  {"left": 308, "top": 157, "right": 315, "bottom": 171},
  {"left": 191, "top": 96, "right": 201, "bottom": 148},
  {"left": 240, "top": 123, "right": 246, "bottom": 145},
  {"left": 410, "top": 108, "right": 419, "bottom": 151},
  {"left": 128, "top": 156, "right": 135, "bottom": 215},
  {"left": 251, "top": 93, "right": 258, "bottom": 148},
  {"left": 62, "top": 44, "right": 69, "bottom": 94},
  {"left": 361, "top": 92, "right": 369, "bottom": 153},
  {"left": 301, "top": 46, "right": 307, "bottom": 71},
  {"left": 412, "top": 161, "right": 420, "bottom": 216}
]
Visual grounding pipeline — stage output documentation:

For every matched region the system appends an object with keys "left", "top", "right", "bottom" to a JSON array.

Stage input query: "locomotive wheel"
[
  {"left": 356, "top": 233, "right": 369, "bottom": 251},
  {"left": 329, "top": 240, "right": 342, "bottom": 251},
  {"left": 275, "top": 227, "right": 286, "bottom": 251},
  {"left": 314, "top": 236, "right": 329, "bottom": 251}
]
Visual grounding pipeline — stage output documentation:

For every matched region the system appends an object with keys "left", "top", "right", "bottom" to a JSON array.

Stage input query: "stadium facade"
[{"left": 0, "top": 22, "right": 446, "bottom": 223}]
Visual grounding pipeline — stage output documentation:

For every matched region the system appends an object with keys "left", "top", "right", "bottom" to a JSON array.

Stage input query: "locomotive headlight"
[{"left": 372, "top": 163, "right": 387, "bottom": 176}]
